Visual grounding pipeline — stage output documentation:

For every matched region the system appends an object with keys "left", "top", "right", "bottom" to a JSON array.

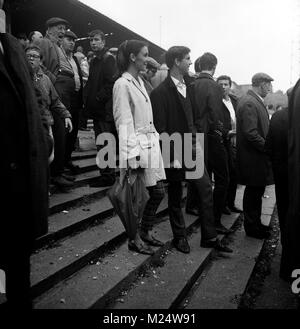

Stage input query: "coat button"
[{"left": 10, "top": 162, "right": 17, "bottom": 170}]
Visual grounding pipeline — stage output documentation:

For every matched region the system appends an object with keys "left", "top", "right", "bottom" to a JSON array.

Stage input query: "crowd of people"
[{"left": 0, "top": 2, "right": 299, "bottom": 308}]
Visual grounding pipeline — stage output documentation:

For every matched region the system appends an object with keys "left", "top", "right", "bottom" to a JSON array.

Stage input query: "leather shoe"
[
  {"left": 222, "top": 206, "right": 231, "bottom": 215},
  {"left": 172, "top": 237, "right": 190, "bottom": 254},
  {"left": 52, "top": 175, "right": 74, "bottom": 188},
  {"left": 229, "top": 206, "right": 243, "bottom": 213},
  {"left": 259, "top": 223, "right": 271, "bottom": 232},
  {"left": 201, "top": 238, "right": 233, "bottom": 253},
  {"left": 140, "top": 233, "right": 164, "bottom": 247},
  {"left": 62, "top": 173, "right": 75, "bottom": 181},
  {"left": 185, "top": 207, "right": 200, "bottom": 216},
  {"left": 128, "top": 241, "right": 154, "bottom": 255},
  {"left": 215, "top": 224, "right": 234, "bottom": 235},
  {"left": 246, "top": 229, "right": 270, "bottom": 239}
]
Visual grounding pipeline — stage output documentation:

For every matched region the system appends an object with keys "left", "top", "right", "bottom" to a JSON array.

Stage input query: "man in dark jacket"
[
  {"left": 84, "top": 29, "right": 117, "bottom": 187},
  {"left": 193, "top": 53, "right": 231, "bottom": 234},
  {"left": 0, "top": 4, "right": 49, "bottom": 308},
  {"left": 236, "top": 73, "right": 274, "bottom": 239},
  {"left": 39, "top": 17, "right": 76, "bottom": 189},
  {"left": 217, "top": 75, "right": 242, "bottom": 214},
  {"left": 279, "top": 83, "right": 300, "bottom": 281},
  {"left": 151, "top": 46, "right": 232, "bottom": 254}
]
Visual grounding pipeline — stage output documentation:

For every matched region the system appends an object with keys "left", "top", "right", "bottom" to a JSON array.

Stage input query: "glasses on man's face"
[{"left": 26, "top": 54, "right": 40, "bottom": 60}]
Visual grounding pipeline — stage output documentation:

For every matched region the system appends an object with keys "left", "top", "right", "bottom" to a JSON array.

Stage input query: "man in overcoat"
[
  {"left": 193, "top": 53, "right": 231, "bottom": 234},
  {"left": 151, "top": 46, "right": 232, "bottom": 254},
  {"left": 84, "top": 29, "right": 118, "bottom": 187},
  {"left": 236, "top": 73, "right": 274, "bottom": 239},
  {"left": 217, "top": 75, "right": 242, "bottom": 214},
  {"left": 280, "top": 82, "right": 300, "bottom": 281},
  {"left": 0, "top": 1, "right": 49, "bottom": 308}
]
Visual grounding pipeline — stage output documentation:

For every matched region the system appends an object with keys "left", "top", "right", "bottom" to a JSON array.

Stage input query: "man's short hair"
[
  {"left": 195, "top": 52, "right": 217, "bottom": 72},
  {"left": 217, "top": 75, "right": 232, "bottom": 87},
  {"left": 89, "top": 29, "right": 105, "bottom": 41},
  {"left": 165, "top": 46, "right": 190, "bottom": 69}
]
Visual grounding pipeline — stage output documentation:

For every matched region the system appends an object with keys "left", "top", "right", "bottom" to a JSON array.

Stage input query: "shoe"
[
  {"left": 246, "top": 229, "right": 270, "bottom": 239},
  {"left": 229, "top": 206, "right": 243, "bottom": 213},
  {"left": 185, "top": 207, "right": 200, "bottom": 216},
  {"left": 89, "top": 177, "right": 115, "bottom": 188},
  {"left": 51, "top": 175, "right": 74, "bottom": 188},
  {"left": 128, "top": 241, "right": 154, "bottom": 255},
  {"left": 259, "top": 223, "right": 271, "bottom": 232},
  {"left": 65, "top": 161, "right": 81, "bottom": 175},
  {"left": 140, "top": 233, "right": 164, "bottom": 247},
  {"left": 172, "top": 237, "right": 190, "bottom": 254},
  {"left": 222, "top": 206, "right": 231, "bottom": 215},
  {"left": 201, "top": 238, "right": 233, "bottom": 253},
  {"left": 61, "top": 173, "right": 75, "bottom": 181},
  {"left": 215, "top": 224, "right": 234, "bottom": 235}
]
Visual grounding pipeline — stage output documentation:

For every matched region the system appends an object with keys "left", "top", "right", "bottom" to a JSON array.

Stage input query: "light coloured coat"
[{"left": 113, "top": 72, "right": 165, "bottom": 187}]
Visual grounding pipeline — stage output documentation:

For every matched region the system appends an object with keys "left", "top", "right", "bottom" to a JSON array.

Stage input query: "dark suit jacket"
[
  {"left": 265, "top": 108, "right": 288, "bottom": 176},
  {"left": 151, "top": 74, "right": 195, "bottom": 181},
  {"left": 192, "top": 72, "right": 224, "bottom": 134},
  {"left": 84, "top": 48, "right": 117, "bottom": 121},
  {"left": 39, "top": 36, "right": 60, "bottom": 83},
  {"left": 0, "top": 33, "right": 49, "bottom": 240},
  {"left": 236, "top": 89, "right": 273, "bottom": 186},
  {"left": 221, "top": 94, "right": 238, "bottom": 134}
]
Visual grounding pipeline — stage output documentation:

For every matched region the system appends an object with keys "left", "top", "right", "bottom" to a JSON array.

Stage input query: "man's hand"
[{"left": 65, "top": 118, "right": 73, "bottom": 132}]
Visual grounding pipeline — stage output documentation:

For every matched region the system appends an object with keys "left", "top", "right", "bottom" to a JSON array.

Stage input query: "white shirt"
[
  {"left": 223, "top": 97, "right": 236, "bottom": 127},
  {"left": 171, "top": 76, "right": 186, "bottom": 98}
]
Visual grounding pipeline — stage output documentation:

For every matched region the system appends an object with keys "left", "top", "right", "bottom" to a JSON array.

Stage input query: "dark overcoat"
[
  {"left": 84, "top": 48, "right": 117, "bottom": 122},
  {"left": 150, "top": 74, "right": 195, "bottom": 181},
  {"left": 0, "top": 33, "right": 49, "bottom": 245},
  {"left": 236, "top": 89, "right": 273, "bottom": 186},
  {"left": 280, "top": 78, "right": 300, "bottom": 278}
]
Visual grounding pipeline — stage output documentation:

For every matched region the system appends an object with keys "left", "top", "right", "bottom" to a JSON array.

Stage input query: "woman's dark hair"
[
  {"left": 165, "top": 46, "right": 190, "bottom": 69},
  {"left": 117, "top": 39, "right": 148, "bottom": 74}
]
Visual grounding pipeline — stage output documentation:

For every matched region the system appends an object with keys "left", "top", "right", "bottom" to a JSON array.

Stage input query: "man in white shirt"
[{"left": 217, "top": 75, "right": 242, "bottom": 214}]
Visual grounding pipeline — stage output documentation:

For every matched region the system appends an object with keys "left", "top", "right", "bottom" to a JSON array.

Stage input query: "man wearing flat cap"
[
  {"left": 236, "top": 72, "right": 274, "bottom": 239},
  {"left": 39, "top": 17, "right": 69, "bottom": 83}
]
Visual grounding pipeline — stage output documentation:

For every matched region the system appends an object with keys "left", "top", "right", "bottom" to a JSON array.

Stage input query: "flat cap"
[
  {"left": 146, "top": 57, "right": 161, "bottom": 70},
  {"left": 252, "top": 72, "right": 274, "bottom": 86},
  {"left": 64, "top": 30, "right": 78, "bottom": 40},
  {"left": 46, "top": 17, "right": 69, "bottom": 28}
]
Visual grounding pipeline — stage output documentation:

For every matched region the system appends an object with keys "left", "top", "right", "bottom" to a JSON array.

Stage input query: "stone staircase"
[{"left": 1, "top": 129, "right": 277, "bottom": 309}]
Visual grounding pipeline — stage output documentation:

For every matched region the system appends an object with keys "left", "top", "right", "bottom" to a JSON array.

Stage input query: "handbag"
[{"left": 107, "top": 168, "right": 149, "bottom": 240}]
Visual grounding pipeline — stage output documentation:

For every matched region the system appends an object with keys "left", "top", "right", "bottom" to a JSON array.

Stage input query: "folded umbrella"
[{"left": 107, "top": 168, "right": 149, "bottom": 241}]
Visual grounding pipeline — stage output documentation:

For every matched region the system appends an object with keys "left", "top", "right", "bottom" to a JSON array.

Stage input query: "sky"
[{"left": 81, "top": 0, "right": 298, "bottom": 92}]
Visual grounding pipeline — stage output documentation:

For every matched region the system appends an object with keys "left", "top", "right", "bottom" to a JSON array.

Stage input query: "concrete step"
[
  {"left": 33, "top": 209, "right": 200, "bottom": 309},
  {"left": 49, "top": 185, "right": 109, "bottom": 215},
  {"left": 181, "top": 186, "right": 276, "bottom": 309},
  {"left": 107, "top": 213, "right": 240, "bottom": 309},
  {"left": 72, "top": 150, "right": 97, "bottom": 161},
  {"left": 72, "top": 157, "right": 98, "bottom": 173},
  {"left": 31, "top": 195, "right": 171, "bottom": 299}
]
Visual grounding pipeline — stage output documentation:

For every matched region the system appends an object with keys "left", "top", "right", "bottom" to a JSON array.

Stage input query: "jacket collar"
[
  {"left": 247, "top": 89, "right": 266, "bottom": 107},
  {"left": 122, "top": 71, "right": 149, "bottom": 100},
  {"left": 196, "top": 72, "right": 214, "bottom": 80}
]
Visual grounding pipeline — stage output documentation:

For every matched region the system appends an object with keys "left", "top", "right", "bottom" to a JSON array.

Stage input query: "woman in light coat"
[{"left": 113, "top": 40, "right": 166, "bottom": 255}]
